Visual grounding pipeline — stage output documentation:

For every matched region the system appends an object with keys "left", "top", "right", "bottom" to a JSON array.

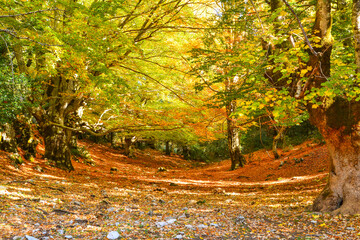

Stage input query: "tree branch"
[
  {"left": 281, "top": 0, "right": 318, "bottom": 57},
  {"left": 0, "top": 8, "right": 63, "bottom": 18},
  {"left": 118, "top": 64, "right": 195, "bottom": 107},
  {"left": 0, "top": 29, "right": 63, "bottom": 47},
  {"left": 49, "top": 122, "right": 184, "bottom": 136}
]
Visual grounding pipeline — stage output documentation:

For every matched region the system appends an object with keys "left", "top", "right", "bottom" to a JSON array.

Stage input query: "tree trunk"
[
  {"left": 226, "top": 100, "right": 246, "bottom": 170},
  {"left": 305, "top": 0, "right": 360, "bottom": 214},
  {"left": 0, "top": 123, "right": 18, "bottom": 153},
  {"left": 353, "top": 0, "right": 360, "bottom": 74},
  {"left": 31, "top": 73, "right": 84, "bottom": 171},
  {"left": 272, "top": 126, "right": 285, "bottom": 159},
  {"left": 309, "top": 0, "right": 360, "bottom": 215},
  {"left": 124, "top": 137, "right": 135, "bottom": 157},
  {"left": 183, "top": 145, "right": 190, "bottom": 160},
  {"left": 43, "top": 122, "right": 74, "bottom": 171},
  {"left": 165, "top": 141, "right": 171, "bottom": 156},
  {"left": 13, "top": 116, "right": 38, "bottom": 160},
  {"left": 309, "top": 99, "right": 360, "bottom": 214}
]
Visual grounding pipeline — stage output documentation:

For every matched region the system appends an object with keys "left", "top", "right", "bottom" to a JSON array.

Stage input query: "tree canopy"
[{"left": 1, "top": 0, "right": 360, "bottom": 214}]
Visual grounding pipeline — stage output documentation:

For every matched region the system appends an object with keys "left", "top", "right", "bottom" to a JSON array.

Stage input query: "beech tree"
[
  {"left": 257, "top": 0, "right": 360, "bottom": 214},
  {"left": 0, "top": 0, "right": 212, "bottom": 170}
]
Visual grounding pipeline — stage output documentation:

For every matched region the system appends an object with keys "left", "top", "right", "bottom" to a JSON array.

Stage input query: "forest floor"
[{"left": 0, "top": 140, "right": 359, "bottom": 239}]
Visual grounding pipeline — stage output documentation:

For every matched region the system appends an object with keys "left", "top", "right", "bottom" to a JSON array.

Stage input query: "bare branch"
[
  {"left": 49, "top": 122, "right": 184, "bottom": 136},
  {"left": 0, "top": 29, "right": 63, "bottom": 47},
  {"left": 0, "top": 8, "right": 63, "bottom": 18},
  {"left": 281, "top": 0, "right": 318, "bottom": 57},
  {"left": 249, "top": 0, "right": 265, "bottom": 34},
  {"left": 118, "top": 64, "right": 195, "bottom": 107}
]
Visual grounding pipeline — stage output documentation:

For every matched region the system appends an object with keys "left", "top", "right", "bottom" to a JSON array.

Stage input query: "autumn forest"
[{"left": 1, "top": 0, "right": 360, "bottom": 239}]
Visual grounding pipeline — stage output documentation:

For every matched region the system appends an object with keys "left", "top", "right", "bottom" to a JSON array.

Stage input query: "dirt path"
[{"left": 0, "top": 140, "right": 359, "bottom": 239}]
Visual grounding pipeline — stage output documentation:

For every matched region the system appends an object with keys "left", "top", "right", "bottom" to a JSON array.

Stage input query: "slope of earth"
[{"left": 0, "top": 140, "right": 359, "bottom": 239}]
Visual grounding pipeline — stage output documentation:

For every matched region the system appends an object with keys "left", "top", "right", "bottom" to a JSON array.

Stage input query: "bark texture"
[
  {"left": 272, "top": 126, "right": 285, "bottom": 159},
  {"left": 353, "top": 0, "right": 360, "bottom": 74},
  {"left": 307, "top": 0, "right": 360, "bottom": 214},
  {"left": 310, "top": 100, "right": 360, "bottom": 214},
  {"left": 226, "top": 100, "right": 246, "bottom": 170},
  {"left": 33, "top": 74, "right": 84, "bottom": 171},
  {"left": 0, "top": 123, "right": 18, "bottom": 153}
]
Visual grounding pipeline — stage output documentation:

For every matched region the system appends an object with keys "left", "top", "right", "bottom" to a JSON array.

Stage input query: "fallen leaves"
[{"left": 0, "top": 140, "right": 359, "bottom": 239}]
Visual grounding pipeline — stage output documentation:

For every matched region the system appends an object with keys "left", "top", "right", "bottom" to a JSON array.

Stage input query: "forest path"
[{"left": 1, "top": 140, "right": 359, "bottom": 239}]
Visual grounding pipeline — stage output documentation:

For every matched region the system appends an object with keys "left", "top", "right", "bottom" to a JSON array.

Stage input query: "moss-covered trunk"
[
  {"left": 43, "top": 122, "right": 74, "bottom": 171},
  {"left": 32, "top": 73, "right": 83, "bottom": 171},
  {"left": 0, "top": 123, "right": 18, "bottom": 153}
]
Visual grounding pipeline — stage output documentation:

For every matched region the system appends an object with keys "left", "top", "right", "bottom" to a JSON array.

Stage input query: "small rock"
[
  {"left": 72, "top": 200, "right": 83, "bottom": 206},
  {"left": 197, "top": 224, "right": 208, "bottom": 229},
  {"left": 178, "top": 214, "right": 186, "bottom": 219},
  {"left": 225, "top": 199, "right": 233, "bottom": 204},
  {"left": 210, "top": 223, "right": 219, "bottom": 227},
  {"left": 188, "top": 200, "right": 197, "bottom": 205},
  {"left": 235, "top": 215, "right": 245, "bottom": 223},
  {"left": 346, "top": 227, "right": 355, "bottom": 231},
  {"left": 13, "top": 237, "right": 22, "bottom": 240},
  {"left": 25, "top": 236, "right": 39, "bottom": 240},
  {"left": 107, "top": 231, "right": 120, "bottom": 239},
  {"left": 167, "top": 218, "right": 176, "bottom": 224},
  {"left": 107, "top": 207, "right": 115, "bottom": 212},
  {"left": 64, "top": 235, "right": 73, "bottom": 239},
  {"left": 185, "top": 224, "right": 195, "bottom": 230},
  {"left": 174, "top": 235, "right": 183, "bottom": 239},
  {"left": 155, "top": 221, "right": 168, "bottom": 228},
  {"left": 182, "top": 207, "right": 188, "bottom": 211},
  {"left": 57, "top": 229, "right": 64, "bottom": 235},
  {"left": 310, "top": 220, "right": 317, "bottom": 224}
]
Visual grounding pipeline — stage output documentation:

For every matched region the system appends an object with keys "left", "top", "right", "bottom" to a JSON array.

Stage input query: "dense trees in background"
[{"left": 1, "top": 0, "right": 360, "bottom": 214}]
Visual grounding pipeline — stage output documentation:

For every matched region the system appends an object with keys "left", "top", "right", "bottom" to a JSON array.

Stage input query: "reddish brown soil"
[
  {"left": 0, "top": 140, "right": 330, "bottom": 193},
  {"left": 4, "top": 140, "right": 358, "bottom": 240}
]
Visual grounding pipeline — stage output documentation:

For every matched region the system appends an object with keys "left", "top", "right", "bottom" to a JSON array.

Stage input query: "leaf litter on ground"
[{"left": 0, "top": 140, "right": 359, "bottom": 239}]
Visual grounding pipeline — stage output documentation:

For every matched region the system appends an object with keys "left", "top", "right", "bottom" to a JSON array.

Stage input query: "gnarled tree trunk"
[
  {"left": 305, "top": 0, "right": 360, "bottom": 214},
  {"left": 309, "top": 99, "right": 360, "bottom": 215},
  {"left": 43, "top": 123, "right": 73, "bottom": 171},
  {"left": 33, "top": 74, "right": 83, "bottom": 171}
]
